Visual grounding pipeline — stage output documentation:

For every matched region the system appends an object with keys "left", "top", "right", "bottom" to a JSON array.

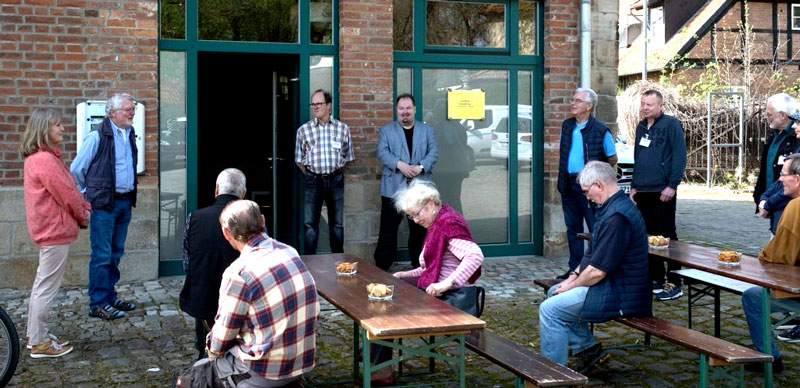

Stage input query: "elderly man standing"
[
  {"left": 201, "top": 200, "right": 319, "bottom": 387},
  {"left": 540, "top": 161, "right": 650, "bottom": 373},
  {"left": 179, "top": 168, "right": 246, "bottom": 360},
  {"left": 71, "top": 93, "right": 138, "bottom": 320},
  {"left": 741, "top": 153, "right": 800, "bottom": 374},
  {"left": 295, "top": 89, "right": 354, "bottom": 254},
  {"left": 374, "top": 93, "right": 438, "bottom": 270},
  {"left": 629, "top": 89, "right": 687, "bottom": 301},
  {"left": 755, "top": 93, "right": 800, "bottom": 233},
  {"left": 556, "top": 88, "right": 618, "bottom": 279}
]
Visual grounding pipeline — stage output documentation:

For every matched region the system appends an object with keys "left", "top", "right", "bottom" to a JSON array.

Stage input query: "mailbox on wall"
[{"left": 76, "top": 100, "right": 145, "bottom": 175}]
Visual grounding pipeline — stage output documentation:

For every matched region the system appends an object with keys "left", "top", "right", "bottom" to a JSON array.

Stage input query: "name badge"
[
  {"left": 778, "top": 155, "right": 786, "bottom": 165},
  {"left": 331, "top": 140, "right": 342, "bottom": 150},
  {"left": 639, "top": 137, "right": 651, "bottom": 147}
]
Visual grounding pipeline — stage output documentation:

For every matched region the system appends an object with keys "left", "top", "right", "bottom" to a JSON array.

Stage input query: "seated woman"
[{"left": 367, "top": 179, "right": 484, "bottom": 385}]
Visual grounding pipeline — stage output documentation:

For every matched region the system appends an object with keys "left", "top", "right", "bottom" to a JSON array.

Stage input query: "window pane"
[
  {"left": 519, "top": 1, "right": 537, "bottom": 54},
  {"left": 310, "top": 55, "right": 333, "bottom": 116},
  {"left": 160, "top": 0, "right": 186, "bottom": 39},
  {"left": 518, "top": 70, "right": 532, "bottom": 242},
  {"left": 394, "top": 0, "right": 413, "bottom": 51},
  {"left": 198, "top": 0, "right": 298, "bottom": 42},
  {"left": 426, "top": 1, "right": 505, "bottom": 48},
  {"left": 396, "top": 67, "right": 412, "bottom": 96},
  {"left": 422, "top": 68, "right": 509, "bottom": 244},
  {"left": 310, "top": 0, "right": 333, "bottom": 44},
  {"left": 159, "top": 51, "right": 187, "bottom": 260}
]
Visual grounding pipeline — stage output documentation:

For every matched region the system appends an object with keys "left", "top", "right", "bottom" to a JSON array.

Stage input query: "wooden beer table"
[
  {"left": 302, "top": 253, "right": 486, "bottom": 388},
  {"left": 649, "top": 240, "right": 800, "bottom": 388}
]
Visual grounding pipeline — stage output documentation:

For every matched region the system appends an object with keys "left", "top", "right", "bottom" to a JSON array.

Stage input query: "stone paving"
[{"left": 1, "top": 187, "right": 798, "bottom": 387}]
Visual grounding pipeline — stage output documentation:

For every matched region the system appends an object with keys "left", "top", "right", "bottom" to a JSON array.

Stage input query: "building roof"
[{"left": 618, "top": 0, "right": 730, "bottom": 76}]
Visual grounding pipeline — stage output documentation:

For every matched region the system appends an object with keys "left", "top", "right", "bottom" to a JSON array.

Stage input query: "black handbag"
[{"left": 438, "top": 286, "right": 485, "bottom": 318}]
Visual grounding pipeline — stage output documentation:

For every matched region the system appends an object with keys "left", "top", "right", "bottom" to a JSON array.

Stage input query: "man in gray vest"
[{"left": 71, "top": 93, "right": 138, "bottom": 320}]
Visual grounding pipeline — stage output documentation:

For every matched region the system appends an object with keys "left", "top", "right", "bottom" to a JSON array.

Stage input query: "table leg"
[
  {"left": 761, "top": 287, "right": 773, "bottom": 388},
  {"left": 687, "top": 281, "right": 693, "bottom": 329},
  {"left": 699, "top": 354, "right": 708, "bottom": 388},
  {"left": 353, "top": 321, "right": 359, "bottom": 382},
  {"left": 714, "top": 287, "right": 721, "bottom": 338},
  {"left": 362, "top": 326, "right": 371, "bottom": 388},
  {"left": 458, "top": 334, "right": 466, "bottom": 388}
]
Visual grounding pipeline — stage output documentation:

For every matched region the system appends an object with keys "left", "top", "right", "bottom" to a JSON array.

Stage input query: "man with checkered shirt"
[
  {"left": 203, "top": 200, "right": 319, "bottom": 387},
  {"left": 295, "top": 89, "right": 355, "bottom": 254}
]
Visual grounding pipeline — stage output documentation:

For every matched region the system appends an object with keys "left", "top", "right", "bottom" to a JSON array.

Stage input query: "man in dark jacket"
[
  {"left": 629, "top": 89, "right": 687, "bottom": 301},
  {"left": 540, "top": 161, "right": 650, "bottom": 373},
  {"left": 556, "top": 88, "right": 618, "bottom": 279},
  {"left": 179, "top": 168, "right": 246, "bottom": 360},
  {"left": 755, "top": 94, "right": 800, "bottom": 233}
]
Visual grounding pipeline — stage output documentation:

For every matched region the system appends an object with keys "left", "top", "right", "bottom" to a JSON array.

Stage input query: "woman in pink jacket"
[{"left": 21, "top": 108, "right": 90, "bottom": 358}]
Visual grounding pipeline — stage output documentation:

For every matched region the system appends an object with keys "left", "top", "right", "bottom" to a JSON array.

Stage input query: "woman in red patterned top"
[{"left": 21, "top": 108, "right": 90, "bottom": 358}]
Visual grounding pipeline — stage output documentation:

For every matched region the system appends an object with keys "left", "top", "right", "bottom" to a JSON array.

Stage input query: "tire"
[{"left": 0, "top": 306, "right": 19, "bottom": 388}]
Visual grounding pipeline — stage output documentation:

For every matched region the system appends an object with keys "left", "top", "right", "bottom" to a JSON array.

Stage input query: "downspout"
[
  {"left": 642, "top": 0, "right": 648, "bottom": 80},
  {"left": 580, "top": 0, "right": 591, "bottom": 88}
]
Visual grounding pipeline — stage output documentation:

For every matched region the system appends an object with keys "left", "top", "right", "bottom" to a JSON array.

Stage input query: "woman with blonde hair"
[{"left": 21, "top": 108, "right": 90, "bottom": 358}]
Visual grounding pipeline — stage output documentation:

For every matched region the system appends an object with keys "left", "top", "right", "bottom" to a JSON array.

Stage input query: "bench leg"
[
  {"left": 515, "top": 376, "right": 523, "bottom": 388},
  {"left": 761, "top": 288, "right": 773, "bottom": 388},
  {"left": 430, "top": 336, "right": 436, "bottom": 373},
  {"left": 644, "top": 332, "right": 651, "bottom": 346},
  {"left": 699, "top": 354, "right": 708, "bottom": 388},
  {"left": 353, "top": 321, "right": 359, "bottom": 382},
  {"left": 687, "top": 280, "right": 693, "bottom": 329},
  {"left": 714, "top": 287, "right": 721, "bottom": 338}
]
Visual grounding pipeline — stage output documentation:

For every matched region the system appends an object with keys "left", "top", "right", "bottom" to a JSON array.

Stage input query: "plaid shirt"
[
  {"left": 207, "top": 232, "right": 319, "bottom": 379},
  {"left": 294, "top": 117, "right": 355, "bottom": 174}
]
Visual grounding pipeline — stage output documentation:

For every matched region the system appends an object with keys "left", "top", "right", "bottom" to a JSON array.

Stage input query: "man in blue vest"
[
  {"left": 540, "top": 161, "right": 651, "bottom": 373},
  {"left": 556, "top": 88, "right": 618, "bottom": 279},
  {"left": 71, "top": 93, "right": 138, "bottom": 320}
]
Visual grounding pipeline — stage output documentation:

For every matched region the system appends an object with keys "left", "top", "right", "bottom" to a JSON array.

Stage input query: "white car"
[
  {"left": 465, "top": 105, "right": 533, "bottom": 157},
  {"left": 490, "top": 116, "right": 533, "bottom": 163},
  {"left": 615, "top": 136, "right": 634, "bottom": 194}
]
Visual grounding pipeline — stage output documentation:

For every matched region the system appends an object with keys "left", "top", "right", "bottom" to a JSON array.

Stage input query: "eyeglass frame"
[
  {"left": 407, "top": 201, "right": 429, "bottom": 220},
  {"left": 310, "top": 102, "right": 329, "bottom": 108}
]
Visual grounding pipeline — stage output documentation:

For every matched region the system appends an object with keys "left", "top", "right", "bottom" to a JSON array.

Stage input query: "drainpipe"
[
  {"left": 642, "top": 0, "right": 648, "bottom": 81},
  {"left": 580, "top": 0, "right": 591, "bottom": 88}
]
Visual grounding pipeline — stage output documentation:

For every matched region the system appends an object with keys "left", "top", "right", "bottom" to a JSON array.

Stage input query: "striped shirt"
[
  {"left": 295, "top": 117, "right": 355, "bottom": 174},
  {"left": 406, "top": 238, "right": 484, "bottom": 286},
  {"left": 208, "top": 232, "right": 319, "bottom": 379}
]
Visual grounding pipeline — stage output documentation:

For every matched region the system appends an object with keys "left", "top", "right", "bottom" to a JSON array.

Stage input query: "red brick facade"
[{"left": 0, "top": 0, "right": 159, "bottom": 186}]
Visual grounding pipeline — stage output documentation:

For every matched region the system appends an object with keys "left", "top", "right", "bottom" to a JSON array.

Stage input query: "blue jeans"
[
  {"left": 88, "top": 197, "right": 132, "bottom": 310},
  {"left": 561, "top": 177, "right": 596, "bottom": 270},
  {"left": 303, "top": 170, "right": 344, "bottom": 254},
  {"left": 742, "top": 286, "right": 800, "bottom": 358},
  {"left": 539, "top": 284, "right": 596, "bottom": 365}
]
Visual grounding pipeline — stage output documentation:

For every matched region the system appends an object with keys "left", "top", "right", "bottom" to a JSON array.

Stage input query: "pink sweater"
[{"left": 23, "top": 148, "right": 90, "bottom": 247}]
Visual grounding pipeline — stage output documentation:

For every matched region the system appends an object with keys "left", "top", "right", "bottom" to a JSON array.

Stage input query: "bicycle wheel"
[{"left": 0, "top": 306, "right": 19, "bottom": 387}]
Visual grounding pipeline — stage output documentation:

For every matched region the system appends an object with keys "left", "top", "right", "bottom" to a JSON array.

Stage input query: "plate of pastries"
[
  {"left": 648, "top": 235, "right": 670, "bottom": 249},
  {"left": 718, "top": 250, "right": 741, "bottom": 266},
  {"left": 335, "top": 261, "right": 357, "bottom": 276},
  {"left": 367, "top": 283, "right": 394, "bottom": 301}
]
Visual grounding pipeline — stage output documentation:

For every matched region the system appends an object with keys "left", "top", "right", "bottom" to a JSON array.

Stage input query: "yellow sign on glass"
[{"left": 447, "top": 89, "right": 485, "bottom": 120}]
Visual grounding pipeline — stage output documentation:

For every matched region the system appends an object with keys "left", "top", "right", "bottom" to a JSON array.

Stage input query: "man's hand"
[
  {"left": 425, "top": 279, "right": 453, "bottom": 297},
  {"left": 552, "top": 273, "right": 577, "bottom": 295},
  {"left": 758, "top": 200, "right": 769, "bottom": 218},
  {"left": 411, "top": 165, "right": 423, "bottom": 176},
  {"left": 396, "top": 161, "right": 416, "bottom": 178},
  {"left": 659, "top": 186, "right": 676, "bottom": 202},
  {"left": 629, "top": 188, "right": 637, "bottom": 205}
]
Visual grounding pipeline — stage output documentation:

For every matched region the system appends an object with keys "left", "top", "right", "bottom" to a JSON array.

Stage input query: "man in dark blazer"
[
  {"left": 374, "top": 93, "right": 438, "bottom": 270},
  {"left": 179, "top": 168, "right": 246, "bottom": 360}
]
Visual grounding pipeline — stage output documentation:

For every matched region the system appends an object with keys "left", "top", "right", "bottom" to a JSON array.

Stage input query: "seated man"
[
  {"left": 742, "top": 152, "right": 800, "bottom": 374},
  {"left": 201, "top": 200, "right": 320, "bottom": 387},
  {"left": 540, "top": 161, "right": 651, "bottom": 373}
]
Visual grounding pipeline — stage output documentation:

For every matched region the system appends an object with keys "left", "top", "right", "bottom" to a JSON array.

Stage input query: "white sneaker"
[{"left": 27, "top": 333, "right": 69, "bottom": 349}]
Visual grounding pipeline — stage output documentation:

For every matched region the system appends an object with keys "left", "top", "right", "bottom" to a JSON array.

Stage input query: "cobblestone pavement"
[{"left": 1, "top": 187, "right": 797, "bottom": 387}]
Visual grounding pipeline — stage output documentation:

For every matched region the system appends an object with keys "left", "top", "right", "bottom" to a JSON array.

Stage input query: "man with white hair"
[
  {"left": 179, "top": 168, "right": 246, "bottom": 360},
  {"left": 71, "top": 93, "right": 139, "bottom": 320},
  {"left": 540, "top": 161, "right": 650, "bottom": 373},
  {"left": 755, "top": 93, "right": 800, "bottom": 232},
  {"left": 556, "top": 88, "right": 618, "bottom": 279}
]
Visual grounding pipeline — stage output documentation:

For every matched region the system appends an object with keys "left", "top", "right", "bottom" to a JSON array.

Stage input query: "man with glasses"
[
  {"left": 741, "top": 153, "right": 800, "bottom": 372},
  {"left": 374, "top": 93, "right": 438, "bottom": 270},
  {"left": 556, "top": 88, "right": 618, "bottom": 280},
  {"left": 629, "top": 89, "right": 687, "bottom": 301},
  {"left": 755, "top": 94, "right": 800, "bottom": 234},
  {"left": 295, "top": 89, "right": 354, "bottom": 254},
  {"left": 71, "top": 93, "right": 139, "bottom": 320}
]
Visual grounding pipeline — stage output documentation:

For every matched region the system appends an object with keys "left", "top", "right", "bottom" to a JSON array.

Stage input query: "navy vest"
[
  {"left": 84, "top": 118, "right": 138, "bottom": 211},
  {"left": 580, "top": 190, "right": 651, "bottom": 323},
  {"left": 557, "top": 116, "right": 611, "bottom": 194}
]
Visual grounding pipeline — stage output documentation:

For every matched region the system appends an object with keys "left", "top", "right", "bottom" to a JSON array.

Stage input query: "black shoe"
[
  {"left": 745, "top": 357, "right": 783, "bottom": 374},
  {"left": 575, "top": 343, "right": 609, "bottom": 374},
  {"left": 773, "top": 314, "right": 800, "bottom": 330},
  {"left": 777, "top": 324, "right": 800, "bottom": 342},
  {"left": 555, "top": 270, "right": 571, "bottom": 280}
]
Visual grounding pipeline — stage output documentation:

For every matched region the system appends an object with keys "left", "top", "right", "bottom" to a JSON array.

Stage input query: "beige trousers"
[{"left": 26, "top": 243, "right": 70, "bottom": 345}]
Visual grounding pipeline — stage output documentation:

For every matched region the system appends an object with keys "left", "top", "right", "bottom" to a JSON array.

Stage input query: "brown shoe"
[{"left": 30, "top": 340, "right": 73, "bottom": 359}]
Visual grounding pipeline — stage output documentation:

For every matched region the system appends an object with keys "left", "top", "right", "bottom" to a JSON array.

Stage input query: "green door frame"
[
  {"left": 157, "top": 0, "right": 339, "bottom": 276},
  {"left": 393, "top": 0, "right": 544, "bottom": 257}
]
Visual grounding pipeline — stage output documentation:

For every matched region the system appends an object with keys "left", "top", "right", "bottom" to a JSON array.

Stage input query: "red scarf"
[{"left": 417, "top": 204, "right": 481, "bottom": 288}]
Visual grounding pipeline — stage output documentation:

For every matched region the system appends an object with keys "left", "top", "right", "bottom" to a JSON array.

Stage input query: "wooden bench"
[
  {"left": 533, "top": 278, "right": 772, "bottom": 388},
  {"left": 464, "top": 329, "right": 587, "bottom": 387}
]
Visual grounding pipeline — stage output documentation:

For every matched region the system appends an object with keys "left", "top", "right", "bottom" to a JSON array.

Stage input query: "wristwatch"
[{"left": 419, "top": 165, "right": 424, "bottom": 172}]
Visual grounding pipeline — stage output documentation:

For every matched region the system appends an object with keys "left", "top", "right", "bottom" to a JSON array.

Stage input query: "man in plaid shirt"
[
  {"left": 203, "top": 200, "right": 319, "bottom": 387},
  {"left": 295, "top": 89, "right": 355, "bottom": 254}
]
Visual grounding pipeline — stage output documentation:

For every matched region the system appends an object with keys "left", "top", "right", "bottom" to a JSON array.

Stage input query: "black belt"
[
  {"left": 115, "top": 191, "right": 133, "bottom": 199},
  {"left": 309, "top": 169, "right": 342, "bottom": 178}
]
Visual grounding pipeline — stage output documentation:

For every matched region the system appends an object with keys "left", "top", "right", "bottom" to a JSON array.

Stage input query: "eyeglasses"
[
  {"left": 571, "top": 99, "right": 589, "bottom": 104},
  {"left": 779, "top": 171, "right": 799, "bottom": 177},
  {"left": 407, "top": 202, "right": 427, "bottom": 220},
  {"left": 310, "top": 102, "right": 328, "bottom": 108},
  {"left": 581, "top": 182, "right": 597, "bottom": 195},
  {"left": 119, "top": 102, "right": 138, "bottom": 113}
]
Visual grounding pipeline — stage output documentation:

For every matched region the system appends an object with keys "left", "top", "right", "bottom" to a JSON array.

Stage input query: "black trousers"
[
  {"left": 194, "top": 318, "right": 213, "bottom": 359},
  {"left": 373, "top": 196, "right": 426, "bottom": 270},
  {"left": 634, "top": 191, "right": 680, "bottom": 285}
]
